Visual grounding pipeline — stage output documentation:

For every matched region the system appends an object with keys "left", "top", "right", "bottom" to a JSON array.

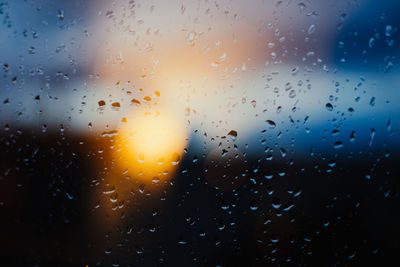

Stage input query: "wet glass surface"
[{"left": 0, "top": 0, "right": 399, "bottom": 265}]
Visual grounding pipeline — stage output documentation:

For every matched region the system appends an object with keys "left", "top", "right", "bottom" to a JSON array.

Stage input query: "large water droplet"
[
  {"left": 266, "top": 120, "right": 276, "bottom": 129},
  {"left": 227, "top": 130, "right": 238, "bottom": 141}
]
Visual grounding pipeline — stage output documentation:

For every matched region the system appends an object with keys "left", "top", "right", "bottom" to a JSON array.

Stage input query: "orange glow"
[
  {"left": 89, "top": 2, "right": 271, "bottom": 186},
  {"left": 113, "top": 109, "right": 187, "bottom": 184}
]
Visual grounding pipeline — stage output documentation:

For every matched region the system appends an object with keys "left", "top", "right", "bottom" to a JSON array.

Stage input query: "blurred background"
[{"left": 0, "top": 0, "right": 399, "bottom": 265}]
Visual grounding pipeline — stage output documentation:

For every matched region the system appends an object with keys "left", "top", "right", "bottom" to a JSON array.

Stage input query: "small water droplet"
[
  {"left": 171, "top": 153, "right": 180, "bottom": 165},
  {"left": 131, "top": 98, "right": 141, "bottom": 105},
  {"left": 334, "top": 141, "right": 343, "bottom": 149},
  {"left": 325, "top": 103, "right": 333, "bottom": 111},
  {"left": 186, "top": 31, "right": 197, "bottom": 47},
  {"left": 28, "top": 46, "right": 36, "bottom": 54},
  {"left": 368, "top": 128, "right": 375, "bottom": 146},
  {"left": 98, "top": 100, "right": 106, "bottom": 108},
  {"left": 307, "top": 24, "right": 316, "bottom": 35},
  {"left": 385, "top": 25, "right": 392, "bottom": 37},
  {"left": 369, "top": 97, "right": 376, "bottom": 107},
  {"left": 111, "top": 102, "right": 120, "bottom": 110},
  {"left": 369, "top": 37, "right": 375, "bottom": 48},
  {"left": 138, "top": 153, "right": 145, "bottom": 163},
  {"left": 298, "top": 2, "right": 306, "bottom": 11},
  {"left": 280, "top": 148, "right": 286, "bottom": 158},
  {"left": 350, "top": 131, "right": 356, "bottom": 142},
  {"left": 101, "top": 130, "right": 119, "bottom": 137}
]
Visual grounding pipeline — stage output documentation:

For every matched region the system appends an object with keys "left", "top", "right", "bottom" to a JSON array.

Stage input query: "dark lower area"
[{"left": 0, "top": 130, "right": 399, "bottom": 266}]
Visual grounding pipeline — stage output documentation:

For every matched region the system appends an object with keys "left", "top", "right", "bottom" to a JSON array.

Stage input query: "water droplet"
[
  {"left": 105, "top": 10, "right": 114, "bottom": 19},
  {"left": 280, "top": 148, "right": 286, "bottom": 158},
  {"left": 332, "top": 129, "right": 340, "bottom": 136},
  {"left": 101, "top": 130, "right": 119, "bottom": 138},
  {"left": 137, "top": 153, "right": 145, "bottom": 163},
  {"left": 283, "top": 202, "right": 295, "bottom": 211},
  {"left": 334, "top": 141, "right": 343, "bottom": 149},
  {"left": 350, "top": 131, "right": 356, "bottom": 142},
  {"left": 131, "top": 98, "right": 141, "bottom": 105},
  {"left": 227, "top": 130, "right": 238, "bottom": 141},
  {"left": 368, "top": 128, "right": 375, "bottom": 146},
  {"left": 186, "top": 31, "right": 197, "bottom": 47},
  {"left": 328, "top": 160, "right": 336, "bottom": 168},
  {"left": 250, "top": 200, "right": 258, "bottom": 210},
  {"left": 152, "top": 177, "right": 161, "bottom": 183},
  {"left": 369, "top": 37, "right": 375, "bottom": 48},
  {"left": 98, "top": 100, "right": 106, "bottom": 108},
  {"left": 385, "top": 25, "right": 392, "bottom": 37},
  {"left": 264, "top": 174, "right": 273, "bottom": 180},
  {"left": 369, "top": 97, "right": 375, "bottom": 107},
  {"left": 111, "top": 102, "right": 121, "bottom": 110},
  {"left": 103, "top": 186, "right": 115, "bottom": 195},
  {"left": 272, "top": 203, "right": 281, "bottom": 209},
  {"left": 270, "top": 235, "right": 279, "bottom": 243},
  {"left": 171, "top": 153, "right": 180, "bottom": 165},
  {"left": 298, "top": 2, "right": 306, "bottom": 11},
  {"left": 178, "top": 240, "right": 187, "bottom": 245},
  {"left": 266, "top": 120, "right": 276, "bottom": 129},
  {"left": 387, "top": 119, "right": 392, "bottom": 134},
  {"left": 268, "top": 42, "right": 275, "bottom": 49},
  {"left": 325, "top": 103, "right": 333, "bottom": 111},
  {"left": 28, "top": 46, "right": 36, "bottom": 54},
  {"left": 57, "top": 9, "right": 65, "bottom": 21},
  {"left": 307, "top": 24, "right": 316, "bottom": 35}
]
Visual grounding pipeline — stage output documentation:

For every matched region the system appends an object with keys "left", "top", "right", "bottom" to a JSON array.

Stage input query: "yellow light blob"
[{"left": 114, "top": 110, "right": 187, "bottom": 184}]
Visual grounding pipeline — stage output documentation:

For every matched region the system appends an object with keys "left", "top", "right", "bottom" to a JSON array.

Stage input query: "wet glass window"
[{"left": 0, "top": 0, "right": 399, "bottom": 265}]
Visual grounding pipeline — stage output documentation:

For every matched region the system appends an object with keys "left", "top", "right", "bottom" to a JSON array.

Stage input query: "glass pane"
[{"left": 1, "top": 0, "right": 398, "bottom": 265}]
